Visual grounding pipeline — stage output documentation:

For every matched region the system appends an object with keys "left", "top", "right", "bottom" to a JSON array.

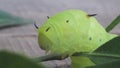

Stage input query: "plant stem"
[{"left": 106, "top": 15, "right": 120, "bottom": 32}]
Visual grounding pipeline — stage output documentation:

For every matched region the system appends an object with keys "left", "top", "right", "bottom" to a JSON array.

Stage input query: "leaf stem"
[
  {"left": 106, "top": 15, "right": 120, "bottom": 32},
  {"left": 87, "top": 53, "right": 120, "bottom": 59},
  {"left": 33, "top": 52, "right": 120, "bottom": 62}
]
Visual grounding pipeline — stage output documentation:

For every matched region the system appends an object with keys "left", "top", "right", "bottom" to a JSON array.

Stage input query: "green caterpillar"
[{"left": 35, "top": 10, "right": 118, "bottom": 68}]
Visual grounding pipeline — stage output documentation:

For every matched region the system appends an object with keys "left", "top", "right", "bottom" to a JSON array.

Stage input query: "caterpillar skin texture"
[{"left": 37, "top": 10, "right": 118, "bottom": 68}]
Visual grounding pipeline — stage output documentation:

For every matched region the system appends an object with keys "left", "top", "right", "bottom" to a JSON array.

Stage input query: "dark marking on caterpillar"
[
  {"left": 34, "top": 22, "right": 38, "bottom": 29},
  {"left": 66, "top": 20, "right": 69, "bottom": 23},
  {"left": 47, "top": 16, "right": 50, "bottom": 19},
  {"left": 89, "top": 37, "right": 92, "bottom": 40},
  {"left": 46, "top": 27, "right": 51, "bottom": 32},
  {"left": 88, "top": 14, "right": 97, "bottom": 17}
]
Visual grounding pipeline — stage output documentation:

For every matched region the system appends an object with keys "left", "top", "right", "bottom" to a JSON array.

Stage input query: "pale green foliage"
[{"left": 0, "top": 10, "right": 34, "bottom": 28}]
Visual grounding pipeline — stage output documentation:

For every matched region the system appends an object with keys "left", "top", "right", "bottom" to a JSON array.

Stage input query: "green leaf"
[
  {"left": 88, "top": 36, "right": 120, "bottom": 65},
  {"left": 106, "top": 15, "right": 120, "bottom": 32},
  {"left": 0, "top": 51, "right": 44, "bottom": 68},
  {"left": 0, "top": 10, "right": 34, "bottom": 28},
  {"left": 87, "top": 60, "right": 120, "bottom": 68}
]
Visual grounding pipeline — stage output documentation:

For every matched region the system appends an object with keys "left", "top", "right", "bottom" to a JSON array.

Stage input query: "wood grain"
[{"left": 0, "top": 0, "right": 119, "bottom": 68}]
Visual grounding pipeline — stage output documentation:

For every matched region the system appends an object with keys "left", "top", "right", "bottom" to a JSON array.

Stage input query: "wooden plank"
[{"left": 0, "top": 0, "right": 119, "bottom": 68}]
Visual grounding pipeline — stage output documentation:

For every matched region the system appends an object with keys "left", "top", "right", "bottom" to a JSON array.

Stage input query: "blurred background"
[{"left": 0, "top": 0, "right": 119, "bottom": 68}]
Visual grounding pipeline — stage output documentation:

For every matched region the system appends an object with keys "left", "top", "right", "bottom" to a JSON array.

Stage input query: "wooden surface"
[{"left": 0, "top": 0, "right": 120, "bottom": 68}]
